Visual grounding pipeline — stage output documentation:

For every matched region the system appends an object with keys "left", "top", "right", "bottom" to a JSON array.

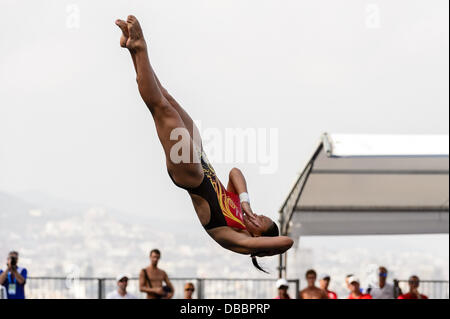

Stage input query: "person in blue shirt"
[{"left": 0, "top": 251, "right": 27, "bottom": 299}]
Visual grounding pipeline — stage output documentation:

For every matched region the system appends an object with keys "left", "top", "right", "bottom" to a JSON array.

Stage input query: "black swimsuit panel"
[{"left": 168, "top": 152, "right": 229, "bottom": 230}]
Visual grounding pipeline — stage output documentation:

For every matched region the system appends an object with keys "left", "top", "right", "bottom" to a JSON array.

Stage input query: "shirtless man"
[
  {"left": 139, "top": 249, "right": 174, "bottom": 299},
  {"left": 300, "top": 269, "right": 329, "bottom": 299}
]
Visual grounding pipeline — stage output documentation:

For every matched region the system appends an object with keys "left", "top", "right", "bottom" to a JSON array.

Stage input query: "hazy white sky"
[{"left": 1, "top": 0, "right": 449, "bottom": 275}]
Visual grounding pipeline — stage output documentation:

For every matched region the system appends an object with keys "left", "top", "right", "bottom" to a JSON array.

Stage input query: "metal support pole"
[
  {"left": 98, "top": 278, "right": 105, "bottom": 299},
  {"left": 393, "top": 279, "right": 400, "bottom": 299},
  {"left": 278, "top": 254, "right": 283, "bottom": 279},
  {"left": 278, "top": 205, "right": 285, "bottom": 279},
  {"left": 295, "top": 279, "right": 300, "bottom": 299},
  {"left": 284, "top": 252, "right": 288, "bottom": 278},
  {"left": 197, "top": 278, "right": 204, "bottom": 300}
]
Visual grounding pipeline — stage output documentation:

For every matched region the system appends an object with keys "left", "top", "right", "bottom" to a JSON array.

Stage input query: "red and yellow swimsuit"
[{"left": 169, "top": 150, "right": 246, "bottom": 231}]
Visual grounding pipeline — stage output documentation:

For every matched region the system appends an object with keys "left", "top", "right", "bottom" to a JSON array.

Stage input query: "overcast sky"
[{"left": 1, "top": 0, "right": 448, "bottom": 277}]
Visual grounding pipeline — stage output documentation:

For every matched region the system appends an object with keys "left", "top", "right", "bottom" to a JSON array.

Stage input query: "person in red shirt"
[
  {"left": 275, "top": 279, "right": 291, "bottom": 299},
  {"left": 398, "top": 275, "right": 428, "bottom": 299},
  {"left": 319, "top": 274, "right": 338, "bottom": 299},
  {"left": 347, "top": 276, "right": 372, "bottom": 299}
]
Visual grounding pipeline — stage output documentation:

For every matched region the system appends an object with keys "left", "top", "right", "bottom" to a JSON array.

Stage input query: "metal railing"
[
  {"left": 22, "top": 277, "right": 450, "bottom": 299},
  {"left": 26, "top": 277, "right": 300, "bottom": 299}
]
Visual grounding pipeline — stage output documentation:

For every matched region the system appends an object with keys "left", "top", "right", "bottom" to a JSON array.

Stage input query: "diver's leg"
[
  {"left": 154, "top": 75, "right": 203, "bottom": 149},
  {"left": 117, "top": 18, "right": 202, "bottom": 149},
  {"left": 116, "top": 16, "right": 202, "bottom": 187}
]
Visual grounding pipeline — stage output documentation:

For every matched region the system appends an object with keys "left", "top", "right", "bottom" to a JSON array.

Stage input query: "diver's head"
[
  {"left": 244, "top": 214, "right": 279, "bottom": 237},
  {"left": 245, "top": 216, "right": 281, "bottom": 274}
]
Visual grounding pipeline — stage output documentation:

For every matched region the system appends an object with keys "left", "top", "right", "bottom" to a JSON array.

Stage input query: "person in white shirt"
[
  {"left": 367, "top": 266, "right": 394, "bottom": 299},
  {"left": 106, "top": 274, "right": 137, "bottom": 299}
]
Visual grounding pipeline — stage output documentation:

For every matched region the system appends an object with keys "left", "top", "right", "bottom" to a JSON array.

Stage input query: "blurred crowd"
[
  {"left": 0, "top": 250, "right": 431, "bottom": 300},
  {"left": 276, "top": 268, "right": 429, "bottom": 299}
]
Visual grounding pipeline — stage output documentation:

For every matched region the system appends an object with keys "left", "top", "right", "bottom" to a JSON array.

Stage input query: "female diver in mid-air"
[{"left": 115, "top": 15, "right": 293, "bottom": 272}]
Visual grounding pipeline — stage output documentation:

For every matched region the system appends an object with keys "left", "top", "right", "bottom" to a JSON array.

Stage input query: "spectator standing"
[
  {"left": 346, "top": 273, "right": 364, "bottom": 294},
  {"left": 300, "top": 269, "right": 328, "bottom": 299},
  {"left": 345, "top": 274, "right": 354, "bottom": 292},
  {"left": 275, "top": 279, "right": 291, "bottom": 299},
  {"left": 347, "top": 276, "right": 372, "bottom": 299},
  {"left": 398, "top": 276, "right": 428, "bottom": 299},
  {"left": 0, "top": 251, "right": 27, "bottom": 299},
  {"left": 367, "top": 266, "right": 394, "bottom": 299},
  {"left": 184, "top": 282, "right": 195, "bottom": 299},
  {"left": 319, "top": 274, "right": 338, "bottom": 299},
  {"left": 106, "top": 274, "right": 137, "bottom": 299},
  {"left": 139, "top": 249, "right": 175, "bottom": 299}
]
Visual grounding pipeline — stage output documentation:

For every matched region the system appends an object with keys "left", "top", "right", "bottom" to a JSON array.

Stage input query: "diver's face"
[{"left": 243, "top": 214, "right": 273, "bottom": 237}]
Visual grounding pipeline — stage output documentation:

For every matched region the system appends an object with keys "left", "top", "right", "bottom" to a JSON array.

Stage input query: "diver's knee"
[{"left": 229, "top": 167, "right": 242, "bottom": 177}]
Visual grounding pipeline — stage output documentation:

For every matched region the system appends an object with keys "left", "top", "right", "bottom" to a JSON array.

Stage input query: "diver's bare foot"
[
  {"left": 115, "top": 19, "right": 129, "bottom": 48},
  {"left": 125, "top": 15, "right": 147, "bottom": 53}
]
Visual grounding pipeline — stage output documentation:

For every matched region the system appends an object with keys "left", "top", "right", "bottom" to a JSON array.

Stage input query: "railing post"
[
  {"left": 295, "top": 279, "right": 300, "bottom": 299},
  {"left": 278, "top": 254, "right": 283, "bottom": 279},
  {"left": 197, "top": 278, "right": 204, "bottom": 300},
  {"left": 98, "top": 278, "right": 105, "bottom": 299},
  {"left": 393, "top": 279, "right": 400, "bottom": 299}
]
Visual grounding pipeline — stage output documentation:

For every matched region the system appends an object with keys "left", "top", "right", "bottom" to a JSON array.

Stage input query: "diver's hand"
[
  {"left": 241, "top": 202, "right": 262, "bottom": 228},
  {"left": 241, "top": 202, "right": 255, "bottom": 217}
]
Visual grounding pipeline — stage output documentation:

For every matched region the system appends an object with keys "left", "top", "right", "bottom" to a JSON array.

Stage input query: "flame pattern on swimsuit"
[
  {"left": 200, "top": 151, "right": 246, "bottom": 230},
  {"left": 168, "top": 148, "right": 246, "bottom": 231}
]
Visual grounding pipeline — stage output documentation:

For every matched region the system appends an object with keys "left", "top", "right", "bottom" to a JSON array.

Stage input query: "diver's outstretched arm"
[
  {"left": 238, "top": 236, "right": 294, "bottom": 257},
  {"left": 228, "top": 168, "right": 261, "bottom": 223},
  {"left": 227, "top": 167, "right": 248, "bottom": 195}
]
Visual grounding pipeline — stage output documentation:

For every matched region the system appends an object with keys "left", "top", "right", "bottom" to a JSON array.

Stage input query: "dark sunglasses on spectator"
[
  {"left": 185, "top": 288, "right": 195, "bottom": 292},
  {"left": 379, "top": 273, "right": 387, "bottom": 277},
  {"left": 119, "top": 278, "right": 128, "bottom": 282}
]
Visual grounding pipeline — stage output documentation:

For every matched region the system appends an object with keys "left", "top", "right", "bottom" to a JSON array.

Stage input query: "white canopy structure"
[{"left": 278, "top": 133, "right": 449, "bottom": 277}]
